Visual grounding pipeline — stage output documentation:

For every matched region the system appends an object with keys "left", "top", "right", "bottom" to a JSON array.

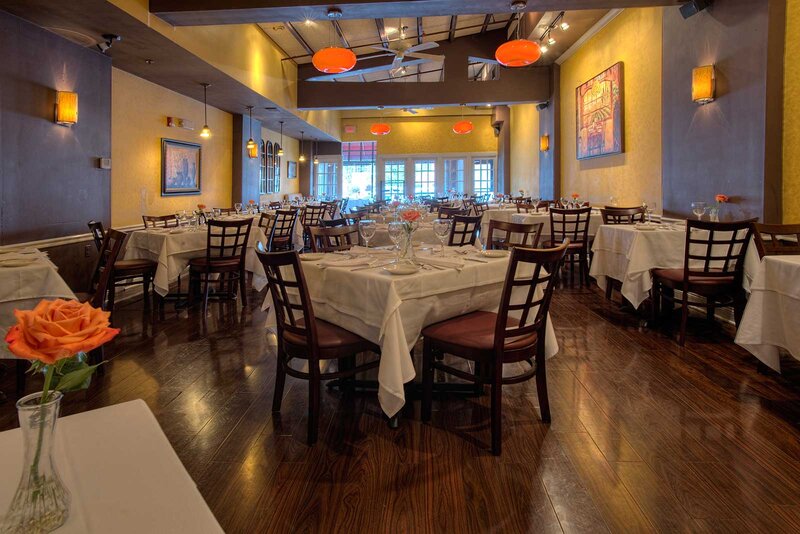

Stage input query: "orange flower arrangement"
[
  {"left": 715, "top": 194, "right": 729, "bottom": 204},
  {"left": 248, "top": 199, "right": 256, "bottom": 205},
  {"left": 400, "top": 209, "right": 422, "bottom": 223},
  {"left": 197, "top": 203, "right": 206, "bottom": 210},
  {"left": 571, "top": 192, "right": 580, "bottom": 200}
]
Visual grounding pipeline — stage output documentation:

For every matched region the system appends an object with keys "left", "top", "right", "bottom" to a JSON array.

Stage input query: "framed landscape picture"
[
  {"left": 576, "top": 62, "right": 624, "bottom": 160},
  {"left": 161, "top": 138, "right": 201, "bottom": 196},
  {"left": 287, "top": 160, "right": 297, "bottom": 179}
]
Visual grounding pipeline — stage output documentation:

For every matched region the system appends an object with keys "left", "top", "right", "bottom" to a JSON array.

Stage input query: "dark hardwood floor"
[{"left": 2, "top": 285, "right": 800, "bottom": 533}]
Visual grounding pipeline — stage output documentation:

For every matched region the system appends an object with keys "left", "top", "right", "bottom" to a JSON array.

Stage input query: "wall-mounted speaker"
[
  {"left": 537, "top": 102, "right": 550, "bottom": 111},
  {"left": 680, "top": 0, "right": 712, "bottom": 19}
]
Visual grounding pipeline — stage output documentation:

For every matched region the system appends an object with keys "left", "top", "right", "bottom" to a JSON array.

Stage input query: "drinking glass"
[
  {"left": 646, "top": 201, "right": 657, "bottom": 224},
  {"left": 387, "top": 221, "right": 405, "bottom": 262},
  {"left": 234, "top": 202, "right": 243, "bottom": 215},
  {"left": 691, "top": 202, "right": 707, "bottom": 220},
  {"left": 532, "top": 197, "right": 541, "bottom": 213},
  {"left": 432, "top": 218, "right": 452, "bottom": 256},
  {"left": 359, "top": 219, "right": 377, "bottom": 248}
]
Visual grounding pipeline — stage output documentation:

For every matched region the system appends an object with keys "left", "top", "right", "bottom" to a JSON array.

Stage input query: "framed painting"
[
  {"left": 161, "top": 138, "right": 201, "bottom": 196},
  {"left": 287, "top": 160, "right": 297, "bottom": 179},
  {"left": 576, "top": 62, "right": 624, "bottom": 160}
]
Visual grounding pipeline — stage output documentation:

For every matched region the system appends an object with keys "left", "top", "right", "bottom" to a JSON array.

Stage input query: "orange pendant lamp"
[
  {"left": 312, "top": 46, "right": 357, "bottom": 74},
  {"left": 495, "top": 39, "right": 541, "bottom": 67},
  {"left": 453, "top": 120, "right": 474, "bottom": 135},
  {"left": 370, "top": 123, "right": 391, "bottom": 136}
]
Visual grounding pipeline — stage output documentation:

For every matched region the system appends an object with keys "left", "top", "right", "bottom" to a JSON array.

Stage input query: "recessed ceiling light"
[
  {"left": 540, "top": 45, "right": 549, "bottom": 53},
  {"left": 510, "top": 0, "right": 527, "bottom": 11},
  {"left": 560, "top": 21, "right": 570, "bottom": 31}
]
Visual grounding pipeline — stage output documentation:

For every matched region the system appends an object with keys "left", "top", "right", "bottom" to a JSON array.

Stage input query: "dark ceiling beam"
[
  {"left": 416, "top": 17, "right": 424, "bottom": 45},
  {"left": 448, "top": 16, "right": 458, "bottom": 42},
  {"left": 151, "top": 0, "right": 685, "bottom": 26},
  {"left": 480, "top": 14, "right": 493, "bottom": 34},
  {"left": 375, "top": 18, "right": 390, "bottom": 48},
  {"left": 504, "top": 13, "right": 517, "bottom": 34},
  {"left": 331, "top": 20, "right": 367, "bottom": 82},
  {"left": 285, "top": 22, "right": 314, "bottom": 55}
]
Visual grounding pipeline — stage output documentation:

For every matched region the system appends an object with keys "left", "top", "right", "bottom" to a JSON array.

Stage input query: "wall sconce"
[
  {"left": 55, "top": 91, "right": 78, "bottom": 126},
  {"left": 540, "top": 134, "right": 550, "bottom": 152},
  {"left": 692, "top": 65, "right": 716, "bottom": 105}
]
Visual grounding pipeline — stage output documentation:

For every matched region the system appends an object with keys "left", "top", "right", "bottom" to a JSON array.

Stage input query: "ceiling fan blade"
[
  {"left": 405, "top": 52, "right": 445, "bottom": 62},
  {"left": 391, "top": 55, "right": 403, "bottom": 70},
  {"left": 357, "top": 52, "right": 395, "bottom": 61},
  {"left": 405, "top": 41, "right": 439, "bottom": 54},
  {"left": 304, "top": 58, "right": 429, "bottom": 81},
  {"left": 469, "top": 55, "right": 501, "bottom": 65},
  {"left": 367, "top": 45, "right": 394, "bottom": 53}
]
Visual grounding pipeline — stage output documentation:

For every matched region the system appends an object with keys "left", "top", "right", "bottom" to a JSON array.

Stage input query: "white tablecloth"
[
  {"left": 369, "top": 223, "right": 440, "bottom": 248},
  {"left": 0, "top": 248, "right": 76, "bottom": 360},
  {"left": 589, "top": 225, "right": 761, "bottom": 308},
  {"left": 125, "top": 224, "right": 270, "bottom": 296},
  {"left": 480, "top": 208, "right": 516, "bottom": 240},
  {"left": 0, "top": 400, "right": 222, "bottom": 533},
  {"left": 265, "top": 248, "right": 559, "bottom": 417},
  {"left": 735, "top": 256, "right": 800, "bottom": 371}
]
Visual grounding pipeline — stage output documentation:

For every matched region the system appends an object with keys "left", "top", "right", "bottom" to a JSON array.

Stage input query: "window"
[
  {"left": 270, "top": 144, "right": 281, "bottom": 194},
  {"left": 473, "top": 158, "right": 495, "bottom": 196},
  {"left": 258, "top": 141, "right": 267, "bottom": 194},
  {"left": 414, "top": 159, "right": 436, "bottom": 197},
  {"left": 342, "top": 141, "right": 376, "bottom": 200},
  {"left": 315, "top": 161, "right": 338, "bottom": 198},
  {"left": 383, "top": 160, "right": 405, "bottom": 200},
  {"left": 444, "top": 159, "right": 465, "bottom": 195}
]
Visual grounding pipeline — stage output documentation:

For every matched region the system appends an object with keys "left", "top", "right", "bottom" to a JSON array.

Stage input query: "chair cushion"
[
  {"left": 283, "top": 318, "right": 376, "bottom": 356},
  {"left": 422, "top": 311, "right": 537, "bottom": 355},
  {"left": 652, "top": 268, "right": 735, "bottom": 285},
  {"left": 114, "top": 259, "right": 157, "bottom": 273}
]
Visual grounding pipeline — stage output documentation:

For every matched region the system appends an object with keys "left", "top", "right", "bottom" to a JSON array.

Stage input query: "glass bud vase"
[
  {"left": 709, "top": 207, "right": 720, "bottom": 222},
  {"left": 399, "top": 229, "right": 416, "bottom": 265},
  {"left": 1, "top": 391, "right": 71, "bottom": 534}
]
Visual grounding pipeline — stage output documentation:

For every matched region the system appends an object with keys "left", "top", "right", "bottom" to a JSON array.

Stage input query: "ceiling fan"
[{"left": 304, "top": 42, "right": 444, "bottom": 82}]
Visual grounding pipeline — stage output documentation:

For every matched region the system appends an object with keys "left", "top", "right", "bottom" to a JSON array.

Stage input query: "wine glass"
[
  {"left": 432, "top": 218, "right": 452, "bottom": 256},
  {"left": 234, "top": 202, "right": 243, "bottom": 215},
  {"left": 647, "top": 201, "right": 657, "bottom": 224},
  {"left": 387, "top": 221, "right": 405, "bottom": 262},
  {"left": 359, "top": 219, "right": 377, "bottom": 249},
  {"left": 691, "top": 202, "right": 707, "bottom": 220},
  {"left": 532, "top": 197, "right": 541, "bottom": 213}
]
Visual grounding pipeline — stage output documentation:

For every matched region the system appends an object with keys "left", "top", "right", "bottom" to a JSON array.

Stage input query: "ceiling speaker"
[{"left": 680, "top": 0, "right": 712, "bottom": 19}]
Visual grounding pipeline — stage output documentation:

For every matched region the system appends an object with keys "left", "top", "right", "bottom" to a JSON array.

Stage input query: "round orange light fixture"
[
  {"left": 370, "top": 123, "right": 391, "bottom": 136},
  {"left": 452, "top": 120, "right": 474, "bottom": 135},
  {"left": 312, "top": 46, "right": 357, "bottom": 74},
  {"left": 494, "top": 39, "right": 542, "bottom": 67}
]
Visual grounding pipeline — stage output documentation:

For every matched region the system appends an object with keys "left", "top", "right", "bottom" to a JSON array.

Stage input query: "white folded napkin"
[
  {"left": 319, "top": 256, "right": 373, "bottom": 268},
  {"left": 350, "top": 246, "right": 395, "bottom": 255},
  {"left": 415, "top": 256, "right": 465, "bottom": 271}
]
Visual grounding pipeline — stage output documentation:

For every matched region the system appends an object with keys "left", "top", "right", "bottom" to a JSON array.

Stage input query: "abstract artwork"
[
  {"left": 287, "top": 160, "right": 297, "bottom": 179},
  {"left": 161, "top": 138, "right": 201, "bottom": 196},
  {"left": 576, "top": 62, "right": 624, "bottom": 160}
]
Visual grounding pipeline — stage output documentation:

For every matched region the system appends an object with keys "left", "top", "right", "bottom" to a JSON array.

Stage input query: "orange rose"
[
  {"left": 5, "top": 300, "right": 119, "bottom": 365},
  {"left": 715, "top": 194, "right": 729, "bottom": 203},
  {"left": 197, "top": 203, "right": 206, "bottom": 210},
  {"left": 248, "top": 199, "right": 256, "bottom": 205},
  {"left": 401, "top": 209, "right": 421, "bottom": 223},
  {"left": 571, "top": 192, "right": 580, "bottom": 199}
]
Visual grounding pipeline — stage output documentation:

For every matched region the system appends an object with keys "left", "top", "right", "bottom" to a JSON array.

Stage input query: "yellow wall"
[
  {"left": 111, "top": 68, "right": 232, "bottom": 226},
  {"left": 560, "top": 8, "right": 663, "bottom": 208},
  {"left": 784, "top": 0, "right": 800, "bottom": 223},
  {"left": 340, "top": 116, "right": 497, "bottom": 155},
  {"left": 260, "top": 127, "right": 300, "bottom": 195},
  {"left": 510, "top": 104, "right": 540, "bottom": 196}
]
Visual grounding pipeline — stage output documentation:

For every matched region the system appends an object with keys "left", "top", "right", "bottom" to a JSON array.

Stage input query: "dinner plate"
[
  {"left": 479, "top": 249, "right": 509, "bottom": 258},
  {"left": 634, "top": 224, "right": 657, "bottom": 231},
  {"left": 0, "top": 258, "right": 37, "bottom": 268},
  {"left": 300, "top": 253, "right": 325, "bottom": 261},
  {"left": 382, "top": 264, "right": 420, "bottom": 275},
  {"left": 169, "top": 228, "right": 189, "bottom": 234}
]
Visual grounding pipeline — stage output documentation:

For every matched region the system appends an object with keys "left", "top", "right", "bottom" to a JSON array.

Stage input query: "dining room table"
[
  {"left": 589, "top": 222, "right": 762, "bottom": 309},
  {"left": 0, "top": 399, "right": 223, "bottom": 533},
  {"left": 263, "top": 245, "right": 559, "bottom": 418},
  {"left": 734, "top": 255, "right": 800, "bottom": 372},
  {"left": 123, "top": 218, "right": 270, "bottom": 297}
]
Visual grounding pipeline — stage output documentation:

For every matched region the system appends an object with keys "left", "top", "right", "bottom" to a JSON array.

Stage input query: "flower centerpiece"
[
  {"left": 2, "top": 300, "right": 119, "bottom": 533},
  {"left": 247, "top": 199, "right": 257, "bottom": 214},
  {"left": 195, "top": 203, "right": 207, "bottom": 224},
  {"left": 396, "top": 208, "right": 422, "bottom": 263},
  {"left": 710, "top": 194, "right": 728, "bottom": 222}
]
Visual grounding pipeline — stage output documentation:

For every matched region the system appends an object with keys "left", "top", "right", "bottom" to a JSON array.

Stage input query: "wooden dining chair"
[
  {"left": 309, "top": 224, "right": 360, "bottom": 253},
  {"left": 300, "top": 205, "right": 328, "bottom": 249},
  {"left": 651, "top": 219, "right": 756, "bottom": 345},
  {"left": 142, "top": 214, "right": 179, "bottom": 228},
  {"left": 188, "top": 219, "right": 253, "bottom": 316},
  {"left": 340, "top": 198, "right": 349, "bottom": 214},
  {"left": 447, "top": 215, "right": 482, "bottom": 247},
  {"left": 214, "top": 208, "right": 236, "bottom": 215},
  {"left": 321, "top": 201, "right": 338, "bottom": 219},
  {"left": 258, "top": 212, "right": 276, "bottom": 235},
  {"left": 320, "top": 217, "right": 349, "bottom": 228},
  {"left": 516, "top": 203, "right": 537, "bottom": 214},
  {"left": 268, "top": 201, "right": 282, "bottom": 210},
  {"left": 256, "top": 246, "right": 381, "bottom": 444},
  {"left": 472, "top": 203, "right": 489, "bottom": 217},
  {"left": 486, "top": 220, "right": 543, "bottom": 250},
  {"left": 462, "top": 198, "right": 476, "bottom": 211},
  {"left": 87, "top": 221, "right": 160, "bottom": 315},
  {"left": 421, "top": 241, "right": 568, "bottom": 455},
  {"left": 269, "top": 209, "right": 298, "bottom": 252},
  {"left": 752, "top": 222, "right": 800, "bottom": 258},
  {"left": 438, "top": 206, "right": 470, "bottom": 219},
  {"left": 547, "top": 207, "right": 592, "bottom": 287},
  {"left": 536, "top": 201, "right": 552, "bottom": 211},
  {"left": 600, "top": 207, "right": 646, "bottom": 224}
]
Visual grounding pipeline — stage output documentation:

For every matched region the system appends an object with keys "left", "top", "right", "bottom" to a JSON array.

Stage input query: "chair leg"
[
  {"left": 733, "top": 291, "right": 747, "bottom": 327},
  {"left": 706, "top": 299, "right": 715, "bottom": 323},
  {"left": 679, "top": 291, "right": 690, "bottom": 346},
  {"left": 490, "top": 358, "right": 503, "bottom": 456},
  {"left": 239, "top": 269, "right": 248, "bottom": 306},
  {"left": 308, "top": 364, "right": 321, "bottom": 445},
  {"left": 272, "top": 344, "right": 286, "bottom": 413},
  {"left": 142, "top": 274, "right": 151, "bottom": 312},
  {"left": 650, "top": 282, "right": 661, "bottom": 324},
  {"left": 421, "top": 337, "right": 434, "bottom": 422},
  {"left": 535, "top": 341, "right": 550, "bottom": 424},
  {"left": 605, "top": 280, "right": 614, "bottom": 300},
  {"left": 202, "top": 275, "right": 211, "bottom": 318},
  {"left": 107, "top": 278, "right": 116, "bottom": 323}
]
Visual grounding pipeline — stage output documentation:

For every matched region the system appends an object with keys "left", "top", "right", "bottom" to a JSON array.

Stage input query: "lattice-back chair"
[
  {"left": 600, "top": 207, "right": 646, "bottom": 224},
  {"left": 258, "top": 212, "right": 276, "bottom": 236},
  {"left": 142, "top": 214, "right": 178, "bottom": 228},
  {"left": 536, "top": 200, "right": 552, "bottom": 212},
  {"left": 472, "top": 203, "right": 489, "bottom": 217},
  {"left": 340, "top": 198, "right": 349, "bottom": 214},
  {"left": 301, "top": 205, "right": 328, "bottom": 249},
  {"left": 513, "top": 197, "right": 531, "bottom": 205},
  {"left": 651, "top": 219, "right": 757, "bottom": 345},
  {"left": 487, "top": 220, "right": 543, "bottom": 250},
  {"left": 320, "top": 217, "right": 349, "bottom": 228},
  {"left": 548, "top": 207, "right": 592, "bottom": 287},
  {"left": 516, "top": 203, "right": 537, "bottom": 214},
  {"left": 421, "top": 241, "right": 569, "bottom": 455},
  {"left": 214, "top": 208, "right": 236, "bottom": 215},
  {"left": 188, "top": 218, "right": 253, "bottom": 316},
  {"left": 447, "top": 215, "right": 482, "bottom": 247},
  {"left": 438, "top": 206, "right": 470, "bottom": 220},
  {"left": 321, "top": 201, "right": 338, "bottom": 219},
  {"left": 255, "top": 245, "right": 381, "bottom": 444},
  {"left": 752, "top": 222, "right": 800, "bottom": 258},
  {"left": 462, "top": 198, "right": 476, "bottom": 212},
  {"left": 309, "top": 224, "right": 360, "bottom": 253},
  {"left": 88, "top": 220, "right": 105, "bottom": 251},
  {"left": 269, "top": 201, "right": 282, "bottom": 210},
  {"left": 269, "top": 209, "right": 298, "bottom": 252}
]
